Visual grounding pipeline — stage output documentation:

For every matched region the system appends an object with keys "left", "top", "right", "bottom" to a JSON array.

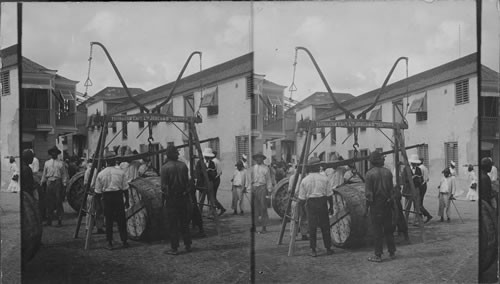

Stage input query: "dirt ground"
[
  {"left": 18, "top": 181, "right": 499, "bottom": 283},
  {"left": 0, "top": 192, "right": 21, "bottom": 284}
]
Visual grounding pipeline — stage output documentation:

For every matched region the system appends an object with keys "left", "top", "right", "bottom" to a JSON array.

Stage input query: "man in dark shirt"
[
  {"left": 365, "top": 151, "right": 396, "bottom": 262},
  {"left": 480, "top": 157, "right": 494, "bottom": 206},
  {"left": 21, "top": 149, "right": 35, "bottom": 196},
  {"left": 162, "top": 145, "right": 192, "bottom": 255}
]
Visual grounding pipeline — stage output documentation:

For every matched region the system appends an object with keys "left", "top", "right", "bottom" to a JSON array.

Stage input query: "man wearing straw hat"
[
  {"left": 162, "top": 145, "right": 193, "bottom": 255},
  {"left": 365, "top": 151, "right": 396, "bottom": 262},
  {"left": 247, "top": 152, "right": 273, "bottom": 234},
  {"left": 95, "top": 150, "right": 130, "bottom": 250},
  {"left": 297, "top": 156, "right": 334, "bottom": 257},
  {"left": 196, "top": 148, "right": 225, "bottom": 216},
  {"left": 40, "top": 146, "right": 69, "bottom": 226},
  {"left": 408, "top": 154, "right": 433, "bottom": 224}
]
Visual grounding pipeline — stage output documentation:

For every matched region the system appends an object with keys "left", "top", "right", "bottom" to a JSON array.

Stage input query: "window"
[
  {"left": 455, "top": 79, "right": 469, "bottom": 105},
  {"left": 417, "top": 144, "right": 429, "bottom": 169},
  {"left": 122, "top": 112, "right": 128, "bottom": 140},
  {"left": 359, "top": 113, "right": 367, "bottom": 131},
  {"left": 445, "top": 142, "right": 458, "bottom": 174},
  {"left": 375, "top": 147, "right": 383, "bottom": 153},
  {"left": 235, "top": 136, "right": 249, "bottom": 163},
  {"left": 369, "top": 106, "right": 382, "bottom": 121},
  {"left": 416, "top": 112, "right": 428, "bottom": 122},
  {"left": 330, "top": 117, "right": 336, "bottom": 145},
  {"left": 246, "top": 76, "right": 253, "bottom": 99},
  {"left": 1, "top": 71, "right": 10, "bottom": 96},
  {"left": 480, "top": 97, "right": 499, "bottom": 117},
  {"left": 393, "top": 100, "right": 404, "bottom": 123},
  {"left": 201, "top": 87, "right": 219, "bottom": 116}
]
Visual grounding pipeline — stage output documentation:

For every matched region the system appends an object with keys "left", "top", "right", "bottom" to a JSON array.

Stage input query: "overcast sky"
[
  {"left": 482, "top": 0, "right": 500, "bottom": 72},
  {"left": 254, "top": 1, "right": 478, "bottom": 101},
  {"left": 18, "top": 2, "right": 251, "bottom": 96},
  {"left": 1, "top": 3, "right": 17, "bottom": 49}
]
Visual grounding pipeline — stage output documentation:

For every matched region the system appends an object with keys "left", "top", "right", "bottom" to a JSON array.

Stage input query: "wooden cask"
[{"left": 66, "top": 171, "right": 85, "bottom": 212}]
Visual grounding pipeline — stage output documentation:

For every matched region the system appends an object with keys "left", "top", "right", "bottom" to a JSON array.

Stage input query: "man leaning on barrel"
[
  {"left": 365, "top": 150, "right": 396, "bottom": 262},
  {"left": 162, "top": 145, "right": 193, "bottom": 255},
  {"left": 297, "top": 156, "right": 334, "bottom": 257},
  {"left": 94, "top": 151, "right": 130, "bottom": 250}
]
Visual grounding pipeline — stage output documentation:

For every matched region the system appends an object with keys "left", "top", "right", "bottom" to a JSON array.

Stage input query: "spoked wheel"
[
  {"left": 66, "top": 171, "right": 86, "bottom": 212},
  {"left": 330, "top": 191, "right": 352, "bottom": 248},
  {"left": 271, "top": 178, "right": 290, "bottom": 219}
]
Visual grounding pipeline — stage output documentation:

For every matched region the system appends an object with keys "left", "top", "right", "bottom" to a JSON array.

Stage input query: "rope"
[
  {"left": 84, "top": 44, "right": 93, "bottom": 96},
  {"left": 288, "top": 50, "right": 298, "bottom": 99}
]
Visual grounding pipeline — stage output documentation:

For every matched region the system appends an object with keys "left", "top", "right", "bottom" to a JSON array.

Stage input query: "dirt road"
[
  {"left": 0, "top": 192, "right": 21, "bottom": 284},
  {"left": 21, "top": 182, "right": 493, "bottom": 283}
]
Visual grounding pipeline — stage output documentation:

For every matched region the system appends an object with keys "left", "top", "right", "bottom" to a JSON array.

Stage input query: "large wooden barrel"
[
  {"left": 128, "top": 177, "right": 168, "bottom": 241},
  {"left": 21, "top": 191, "right": 42, "bottom": 264},
  {"left": 479, "top": 200, "right": 498, "bottom": 272},
  {"left": 330, "top": 183, "right": 372, "bottom": 248},
  {"left": 66, "top": 171, "right": 85, "bottom": 212}
]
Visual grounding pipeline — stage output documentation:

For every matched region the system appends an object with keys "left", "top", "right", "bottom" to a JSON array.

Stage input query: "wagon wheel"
[
  {"left": 66, "top": 171, "right": 86, "bottom": 212},
  {"left": 330, "top": 191, "right": 352, "bottom": 248},
  {"left": 480, "top": 200, "right": 498, "bottom": 273},
  {"left": 271, "top": 178, "right": 290, "bottom": 219}
]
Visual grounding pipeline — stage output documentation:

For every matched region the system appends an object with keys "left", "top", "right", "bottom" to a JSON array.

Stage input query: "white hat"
[
  {"left": 202, "top": 148, "right": 215, "bottom": 158},
  {"left": 242, "top": 154, "right": 247, "bottom": 160},
  {"left": 450, "top": 161, "right": 456, "bottom": 167},
  {"left": 408, "top": 154, "right": 421, "bottom": 164}
]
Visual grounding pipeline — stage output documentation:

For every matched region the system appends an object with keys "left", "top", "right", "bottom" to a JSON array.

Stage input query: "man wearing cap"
[
  {"left": 95, "top": 151, "right": 130, "bottom": 250},
  {"left": 365, "top": 151, "right": 396, "bottom": 262},
  {"left": 162, "top": 145, "right": 193, "bottom": 255},
  {"left": 41, "top": 146, "right": 69, "bottom": 226},
  {"left": 297, "top": 157, "right": 334, "bottom": 257},
  {"left": 408, "top": 154, "right": 433, "bottom": 224},
  {"left": 247, "top": 152, "right": 273, "bottom": 234}
]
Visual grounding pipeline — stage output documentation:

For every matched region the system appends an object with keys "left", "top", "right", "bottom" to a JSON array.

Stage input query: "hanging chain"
[
  {"left": 351, "top": 129, "right": 360, "bottom": 175},
  {"left": 288, "top": 49, "right": 298, "bottom": 99},
  {"left": 84, "top": 44, "right": 94, "bottom": 96}
]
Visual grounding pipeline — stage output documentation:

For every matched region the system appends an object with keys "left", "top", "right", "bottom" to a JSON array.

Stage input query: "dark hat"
[
  {"left": 369, "top": 151, "right": 384, "bottom": 165},
  {"left": 22, "top": 149, "right": 34, "bottom": 160},
  {"left": 235, "top": 160, "right": 244, "bottom": 167},
  {"left": 308, "top": 157, "right": 321, "bottom": 165},
  {"left": 166, "top": 145, "right": 179, "bottom": 156},
  {"left": 48, "top": 146, "right": 62, "bottom": 156},
  {"left": 252, "top": 152, "right": 266, "bottom": 160},
  {"left": 442, "top": 167, "right": 451, "bottom": 175},
  {"left": 481, "top": 157, "right": 493, "bottom": 171}
]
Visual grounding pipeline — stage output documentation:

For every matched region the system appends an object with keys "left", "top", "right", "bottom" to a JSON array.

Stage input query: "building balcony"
[
  {"left": 481, "top": 116, "right": 499, "bottom": 139},
  {"left": 56, "top": 112, "right": 77, "bottom": 129},
  {"left": 264, "top": 118, "right": 284, "bottom": 133},
  {"left": 22, "top": 108, "right": 53, "bottom": 130}
]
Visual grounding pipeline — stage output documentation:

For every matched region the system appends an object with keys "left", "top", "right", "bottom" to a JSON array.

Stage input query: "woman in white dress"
[
  {"left": 466, "top": 165, "right": 478, "bottom": 201},
  {"left": 7, "top": 156, "right": 20, "bottom": 193}
]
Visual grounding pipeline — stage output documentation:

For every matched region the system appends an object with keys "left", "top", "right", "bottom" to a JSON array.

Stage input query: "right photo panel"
[
  {"left": 252, "top": 1, "right": 482, "bottom": 282},
  {"left": 480, "top": 0, "right": 500, "bottom": 283}
]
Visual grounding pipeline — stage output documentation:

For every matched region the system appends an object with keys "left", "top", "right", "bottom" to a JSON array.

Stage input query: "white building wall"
[
  {"left": 102, "top": 76, "right": 250, "bottom": 190},
  {"left": 1, "top": 67, "right": 20, "bottom": 189},
  {"left": 295, "top": 75, "right": 478, "bottom": 192}
]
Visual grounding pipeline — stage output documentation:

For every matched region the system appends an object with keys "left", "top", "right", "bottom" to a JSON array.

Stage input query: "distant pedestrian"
[
  {"left": 298, "top": 157, "right": 334, "bottom": 257},
  {"left": 437, "top": 168, "right": 455, "bottom": 222},
  {"left": 196, "top": 148, "right": 225, "bottom": 216},
  {"left": 365, "top": 151, "right": 396, "bottom": 262},
  {"left": 40, "top": 146, "right": 68, "bottom": 226},
  {"left": 466, "top": 165, "right": 478, "bottom": 201},
  {"left": 6, "top": 156, "right": 19, "bottom": 193},
  {"left": 231, "top": 161, "right": 246, "bottom": 215},
  {"left": 247, "top": 152, "right": 273, "bottom": 234},
  {"left": 408, "top": 154, "right": 432, "bottom": 223},
  {"left": 29, "top": 149, "right": 40, "bottom": 173},
  {"left": 212, "top": 150, "right": 226, "bottom": 216},
  {"left": 94, "top": 151, "right": 130, "bottom": 250},
  {"left": 161, "top": 145, "right": 192, "bottom": 255}
]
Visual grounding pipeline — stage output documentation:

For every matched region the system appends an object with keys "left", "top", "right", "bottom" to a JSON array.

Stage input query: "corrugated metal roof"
[
  {"left": 110, "top": 52, "right": 253, "bottom": 114},
  {"left": 317, "top": 53, "right": 478, "bottom": 120}
]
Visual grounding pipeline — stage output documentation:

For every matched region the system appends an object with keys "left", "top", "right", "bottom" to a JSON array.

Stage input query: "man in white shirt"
[
  {"left": 298, "top": 157, "right": 334, "bottom": 257},
  {"left": 95, "top": 151, "right": 130, "bottom": 250},
  {"left": 246, "top": 152, "right": 273, "bottom": 234}
]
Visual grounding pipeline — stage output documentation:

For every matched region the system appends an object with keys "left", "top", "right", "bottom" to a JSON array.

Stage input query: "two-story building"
[
  {"left": 88, "top": 53, "right": 253, "bottom": 189},
  {"left": 479, "top": 65, "right": 499, "bottom": 163},
  {"left": 19, "top": 49, "right": 79, "bottom": 166},
  {"left": 1, "top": 45, "right": 20, "bottom": 189},
  {"left": 251, "top": 74, "right": 287, "bottom": 162},
  {"left": 294, "top": 53, "right": 479, "bottom": 189}
]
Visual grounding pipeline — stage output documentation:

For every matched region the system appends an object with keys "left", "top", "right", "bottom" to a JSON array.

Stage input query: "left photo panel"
[
  {"left": 18, "top": 2, "right": 253, "bottom": 283},
  {"left": 0, "top": 2, "right": 21, "bottom": 283}
]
